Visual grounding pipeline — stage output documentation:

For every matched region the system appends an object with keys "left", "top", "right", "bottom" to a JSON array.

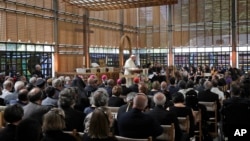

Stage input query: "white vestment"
[{"left": 124, "top": 58, "right": 136, "bottom": 86}]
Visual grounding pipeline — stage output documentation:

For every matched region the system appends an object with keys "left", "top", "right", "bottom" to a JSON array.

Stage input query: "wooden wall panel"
[
  {"left": 6, "top": 13, "right": 17, "bottom": 41},
  {"left": 0, "top": 11, "right": 6, "bottom": 41}
]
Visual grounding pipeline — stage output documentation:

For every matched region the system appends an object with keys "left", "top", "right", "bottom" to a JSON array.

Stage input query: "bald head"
[
  {"left": 28, "top": 87, "right": 42, "bottom": 103},
  {"left": 153, "top": 92, "right": 166, "bottom": 106},
  {"left": 132, "top": 93, "right": 148, "bottom": 110}
]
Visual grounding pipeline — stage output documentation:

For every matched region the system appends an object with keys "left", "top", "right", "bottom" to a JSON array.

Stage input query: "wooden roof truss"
[{"left": 63, "top": 0, "right": 178, "bottom": 11}]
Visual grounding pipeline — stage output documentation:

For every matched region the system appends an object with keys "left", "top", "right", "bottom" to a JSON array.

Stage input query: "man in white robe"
[{"left": 124, "top": 55, "right": 137, "bottom": 86}]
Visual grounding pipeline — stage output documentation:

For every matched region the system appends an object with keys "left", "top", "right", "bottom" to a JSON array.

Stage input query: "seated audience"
[
  {"left": 149, "top": 81, "right": 161, "bottom": 96},
  {"left": 145, "top": 92, "right": 183, "bottom": 141},
  {"left": 117, "top": 93, "right": 163, "bottom": 139},
  {"left": 108, "top": 86, "right": 125, "bottom": 107},
  {"left": 42, "top": 86, "right": 57, "bottom": 107},
  {"left": 41, "top": 108, "right": 76, "bottom": 141},
  {"left": 16, "top": 88, "right": 29, "bottom": 106},
  {"left": 0, "top": 104, "right": 23, "bottom": 141},
  {"left": 117, "top": 92, "right": 136, "bottom": 120},
  {"left": 16, "top": 118, "right": 42, "bottom": 141},
  {"left": 23, "top": 87, "right": 51, "bottom": 124},
  {"left": 58, "top": 87, "right": 86, "bottom": 132},
  {"left": 129, "top": 77, "right": 140, "bottom": 93},
  {"left": 120, "top": 77, "right": 131, "bottom": 96},
  {"left": 84, "top": 88, "right": 109, "bottom": 115},
  {"left": 83, "top": 106, "right": 117, "bottom": 141},
  {"left": 221, "top": 82, "right": 250, "bottom": 140},
  {"left": 168, "top": 92, "right": 195, "bottom": 138}
]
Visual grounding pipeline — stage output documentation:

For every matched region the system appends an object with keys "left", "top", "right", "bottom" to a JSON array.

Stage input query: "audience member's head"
[
  {"left": 138, "top": 83, "right": 148, "bottom": 94},
  {"left": 204, "top": 81, "right": 212, "bottom": 90},
  {"left": 14, "top": 81, "right": 25, "bottom": 92},
  {"left": 112, "top": 85, "right": 122, "bottom": 96},
  {"left": 3, "top": 80, "right": 13, "bottom": 91},
  {"left": 16, "top": 118, "right": 42, "bottom": 141},
  {"left": 152, "top": 81, "right": 160, "bottom": 90},
  {"left": 178, "top": 80, "right": 186, "bottom": 89},
  {"left": 26, "top": 83, "right": 35, "bottom": 91},
  {"left": 58, "top": 88, "right": 76, "bottom": 108},
  {"left": 186, "top": 80, "right": 195, "bottom": 88},
  {"left": 199, "top": 78, "right": 206, "bottom": 86},
  {"left": 45, "top": 86, "right": 56, "bottom": 98},
  {"left": 29, "top": 77, "right": 37, "bottom": 85},
  {"left": 169, "top": 77, "right": 176, "bottom": 85},
  {"left": 125, "top": 92, "right": 137, "bottom": 103},
  {"left": 132, "top": 93, "right": 148, "bottom": 110},
  {"left": 88, "top": 106, "right": 112, "bottom": 139},
  {"left": 173, "top": 92, "right": 185, "bottom": 103},
  {"left": 91, "top": 88, "right": 109, "bottom": 107},
  {"left": 35, "top": 78, "right": 46, "bottom": 89},
  {"left": 107, "top": 79, "right": 115, "bottom": 87},
  {"left": 230, "top": 82, "right": 241, "bottom": 96},
  {"left": 133, "top": 77, "right": 140, "bottom": 84},
  {"left": 18, "top": 89, "right": 28, "bottom": 103},
  {"left": 120, "top": 77, "right": 126, "bottom": 85},
  {"left": 160, "top": 81, "right": 167, "bottom": 90},
  {"left": 42, "top": 108, "right": 65, "bottom": 132},
  {"left": 27, "top": 87, "right": 43, "bottom": 104},
  {"left": 52, "top": 78, "right": 63, "bottom": 90},
  {"left": 211, "top": 79, "right": 218, "bottom": 87},
  {"left": 4, "top": 104, "right": 23, "bottom": 124},
  {"left": 153, "top": 92, "right": 166, "bottom": 106}
]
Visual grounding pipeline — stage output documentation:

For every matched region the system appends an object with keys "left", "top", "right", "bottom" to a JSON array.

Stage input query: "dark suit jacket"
[
  {"left": 117, "top": 103, "right": 132, "bottom": 120},
  {"left": 62, "top": 107, "right": 86, "bottom": 132},
  {"left": 42, "top": 130, "right": 76, "bottom": 141},
  {"left": 117, "top": 108, "right": 163, "bottom": 139},
  {"left": 0, "top": 124, "right": 17, "bottom": 141},
  {"left": 129, "top": 84, "right": 139, "bottom": 93},
  {"left": 121, "top": 85, "right": 131, "bottom": 96},
  {"left": 198, "top": 89, "right": 221, "bottom": 120},
  {"left": 108, "top": 96, "right": 126, "bottom": 107},
  {"left": 145, "top": 106, "right": 183, "bottom": 141},
  {"left": 221, "top": 96, "right": 250, "bottom": 138},
  {"left": 23, "top": 102, "right": 51, "bottom": 124}
]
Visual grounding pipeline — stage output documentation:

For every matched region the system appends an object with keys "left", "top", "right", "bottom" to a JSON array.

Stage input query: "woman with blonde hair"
[
  {"left": 83, "top": 106, "right": 117, "bottom": 141},
  {"left": 42, "top": 108, "right": 76, "bottom": 141}
]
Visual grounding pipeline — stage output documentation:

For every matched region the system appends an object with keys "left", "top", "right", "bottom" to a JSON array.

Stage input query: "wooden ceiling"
[{"left": 63, "top": 0, "right": 178, "bottom": 11}]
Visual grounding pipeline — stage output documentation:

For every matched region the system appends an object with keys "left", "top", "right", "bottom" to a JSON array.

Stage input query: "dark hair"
[
  {"left": 211, "top": 79, "right": 218, "bottom": 87},
  {"left": 186, "top": 80, "right": 194, "bottom": 88},
  {"left": 45, "top": 86, "right": 56, "bottom": 98},
  {"left": 169, "top": 77, "right": 175, "bottom": 85},
  {"left": 172, "top": 92, "right": 184, "bottom": 103},
  {"left": 16, "top": 118, "right": 42, "bottom": 141},
  {"left": 121, "top": 77, "right": 126, "bottom": 84},
  {"left": 4, "top": 104, "right": 23, "bottom": 123},
  {"left": 178, "top": 80, "right": 186, "bottom": 89}
]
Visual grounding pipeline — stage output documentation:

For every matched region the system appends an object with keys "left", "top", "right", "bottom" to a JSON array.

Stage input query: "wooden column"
[
  {"left": 53, "top": 0, "right": 58, "bottom": 75},
  {"left": 231, "top": 0, "right": 237, "bottom": 68},
  {"left": 167, "top": 5, "right": 174, "bottom": 66},
  {"left": 83, "top": 10, "right": 90, "bottom": 68}
]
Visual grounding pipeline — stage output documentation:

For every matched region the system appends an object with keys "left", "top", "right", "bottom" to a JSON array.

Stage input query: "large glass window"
[{"left": 0, "top": 43, "right": 54, "bottom": 78}]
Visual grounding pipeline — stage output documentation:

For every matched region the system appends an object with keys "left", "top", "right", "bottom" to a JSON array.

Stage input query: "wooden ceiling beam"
[{"left": 63, "top": 0, "right": 178, "bottom": 11}]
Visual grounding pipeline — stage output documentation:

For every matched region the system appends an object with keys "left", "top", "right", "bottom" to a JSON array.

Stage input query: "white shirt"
[
  {"left": 124, "top": 58, "right": 136, "bottom": 75},
  {"left": 211, "top": 87, "right": 225, "bottom": 100},
  {"left": 1, "top": 89, "right": 13, "bottom": 98}
]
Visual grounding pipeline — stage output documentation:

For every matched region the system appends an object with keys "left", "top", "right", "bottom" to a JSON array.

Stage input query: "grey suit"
[{"left": 23, "top": 102, "right": 50, "bottom": 124}]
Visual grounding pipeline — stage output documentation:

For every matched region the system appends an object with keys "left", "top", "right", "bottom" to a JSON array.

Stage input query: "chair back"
[
  {"left": 178, "top": 116, "right": 190, "bottom": 133},
  {"left": 108, "top": 106, "right": 120, "bottom": 119},
  {"left": 193, "top": 109, "right": 202, "bottom": 141},
  {"left": 115, "top": 135, "right": 152, "bottom": 141},
  {"left": 198, "top": 101, "right": 218, "bottom": 137},
  {"left": 64, "top": 129, "right": 84, "bottom": 141},
  {"left": 156, "top": 123, "right": 175, "bottom": 141}
]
